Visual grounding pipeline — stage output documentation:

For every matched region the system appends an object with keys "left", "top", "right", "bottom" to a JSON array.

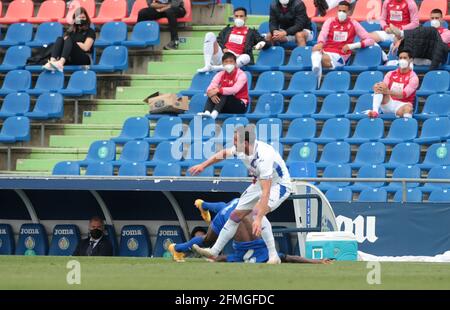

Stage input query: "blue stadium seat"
[
  {"left": 25, "top": 93, "right": 64, "bottom": 120},
  {"left": 416, "top": 94, "right": 450, "bottom": 120},
  {"left": 145, "top": 116, "right": 182, "bottom": 144},
  {"left": 280, "top": 118, "right": 316, "bottom": 144},
  {"left": 112, "top": 117, "right": 149, "bottom": 144},
  {"left": 119, "top": 225, "right": 151, "bottom": 257},
  {"left": 343, "top": 45, "right": 382, "bottom": 72},
  {"left": 52, "top": 161, "right": 80, "bottom": 175},
  {"left": 179, "top": 94, "right": 207, "bottom": 119},
  {"left": 280, "top": 71, "right": 316, "bottom": 96},
  {"left": 0, "top": 92, "right": 30, "bottom": 119},
  {"left": 79, "top": 140, "right": 116, "bottom": 166},
  {"left": 217, "top": 116, "right": 249, "bottom": 144},
  {"left": 27, "top": 71, "right": 64, "bottom": 96},
  {"left": 421, "top": 166, "right": 450, "bottom": 193},
  {"left": 118, "top": 162, "right": 147, "bottom": 176},
  {"left": 358, "top": 188, "right": 387, "bottom": 202},
  {"left": 220, "top": 162, "right": 248, "bottom": 177},
  {"left": 413, "top": 117, "right": 450, "bottom": 145},
  {"left": 383, "top": 165, "right": 421, "bottom": 192},
  {"left": 379, "top": 118, "right": 418, "bottom": 145},
  {"left": 345, "top": 93, "right": 374, "bottom": 120},
  {"left": 359, "top": 21, "right": 382, "bottom": 33},
  {"left": 49, "top": 224, "right": 81, "bottom": 256},
  {"left": 311, "top": 118, "right": 350, "bottom": 144},
  {"left": 0, "top": 116, "right": 30, "bottom": 143},
  {"left": 384, "top": 142, "right": 420, "bottom": 169},
  {"left": 325, "top": 187, "right": 352, "bottom": 202},
  {"left": 153, "top": 162, "right": 181, "bottom": 177},
  {"left": 113, "top": 141, "right": 150, "bottom": 166},
  {"left": 318, "top": 164, "right": 352, "bottom": 191},
  {"left": 0, "top": 70, "right": 31, "bottom": 96},
  {"left": 288, "top": 161, "right": 317, "bottom": 178},
  {"left": 0, "top": 224, "right": 14, "bottom": 255},
  {"left": 122, "top": 21, "right": 160, "bottom": 47},
  {"left": 59, "top": 70, "right": 97, "bottom": 96},
  {"left": 0, "top": 46, "right": 31, "bottom": 72},
  {"left": 250, "top": 0, "right": 271, "bottom": 15},
  {"left": 179, "top": 116, "right": 216, "bottom": 142},
  {"left": 345, "top": 118, "right": 384, "bottom": 144},
  {"left": 16, "top": 223, "right": 48, "bottom": 255},
  {"left": 0, "top": 23, "right": 33, "bottom": 47},
  {"left": 182, "top": 140, "right": 220, "bottom": 168},
  {"left": 270, "top": 140, "right": 284, "bottom": 156},
  {"left": 249, "top": 71, "right": 284, "bottom": 96},
  {"left": 428, "top": 189, "right": 450, "bottom": 203},
  {"left": 286, "top": 142, "right": 318, "bottom": 166},
  {"left": 316, "top": 142, "right": 351, "bottom": 169},
  {"left": 104, "top": 224, "right": 118, "bottom": 256},
  {"left": 393, "top": 188, "right": 423, "bottom": 203},
  {"left": 94, "top": 22, "right": 127, "bottom": 47},
  {"left": 312, "top": 71, "right": 350, "bottom": 96},
  {"left": 418, "top": 143, "right": 450, "bottom": 170},
  {"left": 256, "top": 118, "right": 282, "bottom": 142},
  {"left": 258, "top": 21, "right": 269, "bottom": 35},
  {"left": 186, "top": 165, "right": 215, "bottom": 177},
  {"left": 246, "top": 93, "right": 284, "bottom": 120},
  {"left": 278, "top": 93, "right": 316, "bottom": 120},
  {"left": 347, "top": 71, "right": 383, "bottom": 96},
  {"left": 350, "top": 142, "right": 385, "bottom": 169},
  {"left": 311, "top": 93, "right": 350, "bottom": 120},
  {"left": 279, "top": 46, "right": 313, "bottom": 72},
  {"left": 86, "top": 162, "right": 114, "bottom": 176},
  {"left": 179, "top": 71, "right": 215, "bottom": 96},
  {"left": 351, "top": 165, "right": 386, "bottom": 191},
  {"left": 90, "top": 46, "right": 128, "bottom": 72},
  {"left": 416, "top": 70, "right": 449, "bottom": 96},
  {"left": 273, "top": 226, "right": 292, "bottom": 255},
  {"left": 146, "top": 141, "right": 183, "bottom": 167},
  {"left": 247, "top": 46, "right": 285, "bottom": 72},
  {"left": 153, "top": 225, "right": 186, "bottom": 257},
  {"left": 26, "top": 22, "right": 63, "bottom": 47}
]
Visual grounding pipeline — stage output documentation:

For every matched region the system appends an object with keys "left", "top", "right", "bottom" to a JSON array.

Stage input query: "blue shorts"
[{"left": 226, "top": 239, "right": 269, "bottom": 263}]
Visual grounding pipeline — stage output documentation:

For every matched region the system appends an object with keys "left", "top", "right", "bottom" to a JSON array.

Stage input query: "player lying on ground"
[{"left": 168, "top": 199, "right": 331, "bottom": 264}]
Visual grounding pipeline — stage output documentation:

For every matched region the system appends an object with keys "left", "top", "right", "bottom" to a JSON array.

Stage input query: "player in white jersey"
[{"left": 189, "top": 126, "right": 292, "bottom": 264}]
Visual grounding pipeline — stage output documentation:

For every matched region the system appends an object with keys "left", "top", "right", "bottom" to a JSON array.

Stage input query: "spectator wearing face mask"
[
  {"left": 73, "top": 216, "right": 113, "bottom": 256},
  {"left": 267, "top": 0, "right": 313, "bottom": 47},
  {"left": 43, "top": 8, "right": 95, "bottom": 72},
  {"left": 428, "top": 8, "right": 450, "bottom": 47},
  {"left": 197, "top": 7, "right": 267, "bottom": 73},
  {"left": 198, "top": 52, "right": 249, "bottom": 120}
]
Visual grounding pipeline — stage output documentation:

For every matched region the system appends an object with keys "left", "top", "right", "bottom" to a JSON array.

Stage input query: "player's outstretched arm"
[{"left": 188, "top": 148, "right": 234, "bottom": 176}]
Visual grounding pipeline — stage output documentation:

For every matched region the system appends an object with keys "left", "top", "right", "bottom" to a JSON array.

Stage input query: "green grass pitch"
[{"left": 1, "top": 256, "right": 449, "bottom": 290}]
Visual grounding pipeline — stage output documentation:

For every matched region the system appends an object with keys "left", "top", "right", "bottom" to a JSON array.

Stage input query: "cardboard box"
[{"left": 145, "top": 92, "right": 189, "bottom": 114}]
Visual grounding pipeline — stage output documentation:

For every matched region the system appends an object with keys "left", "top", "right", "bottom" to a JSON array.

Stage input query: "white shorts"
[
  {"left": 211, "top": 47, "right": 224, "bottom": 66},
  {"left": 323, "top": 51, "right": 346, "bottom": 69},
  {"left": 381, "top": 99, "right": 412, "bottom": 115},
  {"left": 374, "top": 31, "right": 396, "bottom": 42},
  {"left": 286, "top": 29, "right": 314, "bottom": 42},
  {"left": 236, "top": 182, "right": 292, "bottom": 212}
]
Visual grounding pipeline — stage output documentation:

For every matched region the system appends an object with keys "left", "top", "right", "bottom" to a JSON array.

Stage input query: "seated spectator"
[
  {"left": 369, "top": 0, "right": 419, "bottom": 44},
  {"left": 429, "top": 8, "right": 450, "bottom": 47},
  {"left": 266, "top": 0, "right": 313, "bottom": 47},
  {"left": 43, "top": 8, "right": 95, "bottom": 72},
  {"left": 198, "top": 53, "right": 249, "bottom": 120},
  {"left": 314, "top": 0, "right": 355, "bottom": 17},
  {"left": 138, "top": 0, "right": 186, "bottom": 50},
  {"left": 367, "top": 50, "right": 418, "bottom": 119},
  {"left": 197, "top": 7, "right": 267, "bottom": 73},
  {"left": 311, "top": 1, "right": 374, "bottom": 84},
  {"left": 73, "top": 216, "right": 113, "bottom": 256}
]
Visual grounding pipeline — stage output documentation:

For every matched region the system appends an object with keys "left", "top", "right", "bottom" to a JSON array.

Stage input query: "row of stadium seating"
[
  {"left": 0, "top": 21, "right": 160, "bottom": 49},
  {"left": 0, "top": 0, "right": 192, "bottom": 25}
]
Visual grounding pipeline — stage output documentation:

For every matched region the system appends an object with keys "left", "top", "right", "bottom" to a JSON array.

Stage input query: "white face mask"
[
  {"left": 399, "top": 59, "right": 409, "bottom": 69},
  {"left": 224, "top": 64, "right": 235, "bottom": 73},
  {"left": 337, "top": 11, "right": 347, "bottom": 22},
  {"left": 430, "top": 19, "right": 441, "bottom": 28},
  {"left": 234, "top": 18, "right": 245, "bottom": 28},
  {"left": 279, "top": 0, "right": 289, "bottom": 6}
]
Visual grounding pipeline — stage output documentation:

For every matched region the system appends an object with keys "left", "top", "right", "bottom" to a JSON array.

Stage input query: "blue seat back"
[
  {"left": 422, "top": 94, "right": 450, "bottom": 116},
  {"left": 49, "top": 224, "right": 81, "bottom": 256},
  {"left": 286, "top": 93, "right": 316, "bottom": 115},
  {"left": 0, "top": 224, "right": 14, "bottom": 255},
  {"left": 393, "top": 188, "right": 422, "bottom": 203},
  {"left": 287, "top": 71, "right": 316, "bottom": 92},
  {"left": 385, "top": 117, "right": 418, "bottom": 140},
  {"left": 319, "top": 94, "right": 350, "bottom": 115},
  {"left": 0, "top": 116, "right": 30, "bottom": 141},
  {"left": 319, "top": 71, "right": 350, "bottom": 92},
  {"left": 220, "top": 162, "right": 248, "bottom": 177},
  {"left": 33, "top": 22, "right": 63, "bottom": 44},
  {"left": 425, "top": 166, "right": 450, "bottom": 189},
  {"left": 231, "top": 0, "right": 251, "bottom": 13},
  {"left": 2, "top": 45, "right": 31, "bottom": 66},
  {"left": 256, "top": 117, "right": 282, "bottom": 142},
  {"left": 289, "top": 161, "right": 317, "bottom": 178},
  {"left": 254, "top": 71, "right": 284, "bottom": 92},
  {"left": 131, "top": 21, "right": 160, "bottom": 44},
  {"left": 429, "top": 189, "right": 450, "bottom": 203},
  {"left": 318, "top": 118, "right": 350, "bottom": 140},
  {"left": 185, "top": 116, "right": 217, "bottom": 140},
  {"left": 319, "top": 142, "right": 351, "bottom": 165},
  {"left": 287, "top": 142, "right": 318, "bottom": 164},
  {"left": 153, "top": 225, "right": 186, "bottom": 257},
  {"left": 99, "top": 46, "right": 128, "bottom": 67},
  {"left": 253, "top": 93, "right": 284, "bottom": 116},
  {"left": 86, "top": 162, "right": 114, "bottom": 176},
  {"left": 349, "top": 45, "right": 382, "bottom": 67},
  {"left": 153, "top": 162, "right": 181, "bottom": 176},
  {"left": 0, "top": 92, "right": 30, "bottom": 115},
  {"left": 352, "top": 71, "right": 383, "bottom": 91},
  {"left": 187, "top": 72, "right": 216, "bottom": 92},
  {"left": 352, "top": 118, "right": 384, "bottom": 140},
  {"left": 2, "top": 70, "right": 31, "bottom": 91},
  {"left": 419, "top": 117, "right": 450, "bottom": 139},
  {"left": 34, "top": 70, "right": 65, "bottom": 91},
  {"left": 98, "top": 21, "right": 127, "bottom": 44},
  {"left": 118, "top": 162, "right": 147, "bottom": 176},
  {"left": 152, "top": 141, "right": 183, "bottom": 163},
  {"left": 52, "top": 161, "right": 80, "bottom": 175},
  {"left": 322, "top": 164, "right": 352, "bottom": 187},
  {"left": 16, "top": 223, "right": 48, "bottom": 255},
  {"left": 221, "top": 116, "right": 249, "bottom": 141},
  {"left": 255, "top": 46, "right": 285, "bottom": 67},
  {"left": 184, "top": 93, "right": 207, "bottom": 115},
  {"left": 326, "top": 187, "right": 352, "bottom": 202},
  {"left": 285, "top": 117, "right": 316, "bottom": 140},
  {"left": 152, "top": 116, "right": 182, "bottom": 139},
  {"left": 286, "top": 46, "right": 312, "bottom": 68},
  {"left": 250, "top": 0, "right": 271, "bottom": 15},
  {"left": 359, "top": 21, "right": 382, "bottom": 33},
  {"left": 351, "top": 93, "right": 374, "bottom": 114},
  {"left": 119, "top": 225, "right": 151, "bottom": 257},
  {"left": 354, "top": 142, "right": 386, "bottom": 165},
  {"left": 118, "top": 116, "right": 149, "bottom": 140},
  {"left": 4, "top": 23, "right": 33, "bottom": 44},
  {"left": 355, "top": 165, "right": 386, "bottom": 188},
  {"left": 34, "top": 93, "right": 64, "bottom": 117},
  {"left": 85, "top": 140, "right": 116, "bottom": 162},
  {"left": 391, "top": 165, "right": 421, "bottom": 188},
  {"left": 358, "top": 188, "right": 387, "bottom": 202},
  {"left": 67, "top": 70, "right": 97, "bottom": 94},
  {"left": 258, "top": 21, "right": 269, "bottom": 34},
  {"left": 422, "top": 143, "right": 450, "bottom": 166},
  {"left": 388, "top": 142, "right": 420, "bottom": 166},
  {"left": 120, "top": 140, "right": 150, "bottom": 162},
  {"left": 419, "top": 70, "right": 449, "bottom": 93}
]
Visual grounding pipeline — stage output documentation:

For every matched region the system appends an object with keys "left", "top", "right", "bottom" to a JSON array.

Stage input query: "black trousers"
[
  {"left": 204, "top": 95, "right": 247, "bottom": 114},
  {"left": 137, "top": 6, "right": 186, "bottom": 41},
  {"left": 51, "top": 36, "right": 91, "bottom": 65}
]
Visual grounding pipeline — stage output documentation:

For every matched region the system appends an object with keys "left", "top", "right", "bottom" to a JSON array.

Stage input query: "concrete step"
[
  {"left": 15, "top": 158, "right": 64, "bottom": 172},
  {"left": 27, "top": 147, "right": 87, "bottom": 160},
  {"left": 147, "top": 62, "right": 201, "bottom": 75},
  {"left": 49, "top": 134, "right": 116, "bottom": 148},
  {"left": 129, "top": 78, "right": 191, "bottom": 88},
  {"left": 162, "top": 54, "right": 203, "bottom": 63},
  {"left": 82, "top": 110, "right": 146, "bottom": 125},
  {"left": 178, "top": 37, "right": 204, "bottom": 50},
  {"left": 95, "top": 104, "right": 148, "bottom": 113},
  {"left": 115, "top": 86, "right": 183, "bottom": 100}
]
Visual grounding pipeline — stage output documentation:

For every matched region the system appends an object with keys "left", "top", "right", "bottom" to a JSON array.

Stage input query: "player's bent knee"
[
  {"left": 204, "top": 32, "right": 216, "bottom": 42},
  {"left": 237, "top": 54, "right": 250, "bottom": 67}
]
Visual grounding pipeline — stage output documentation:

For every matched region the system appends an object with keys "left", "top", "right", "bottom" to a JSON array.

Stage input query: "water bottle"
[{"left": 264, "top": 103, "right": 270, "bottom": 115}]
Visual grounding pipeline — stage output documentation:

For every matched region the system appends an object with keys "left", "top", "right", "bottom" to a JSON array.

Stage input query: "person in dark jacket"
[
  {"left": 390, "top": 25, "right": 448, "bottom": 70},
  {"left": 267, "top": 0, "right": 313, "bottom": 47},
  {"left": 73, "top": 216, "right": 113, "bottom": 257},
  {"left": 197, "top": 7, "right": 268, "bottom": 72},
  {"left": 137, "top": 0, "right": 186, "bottom": 50}
]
